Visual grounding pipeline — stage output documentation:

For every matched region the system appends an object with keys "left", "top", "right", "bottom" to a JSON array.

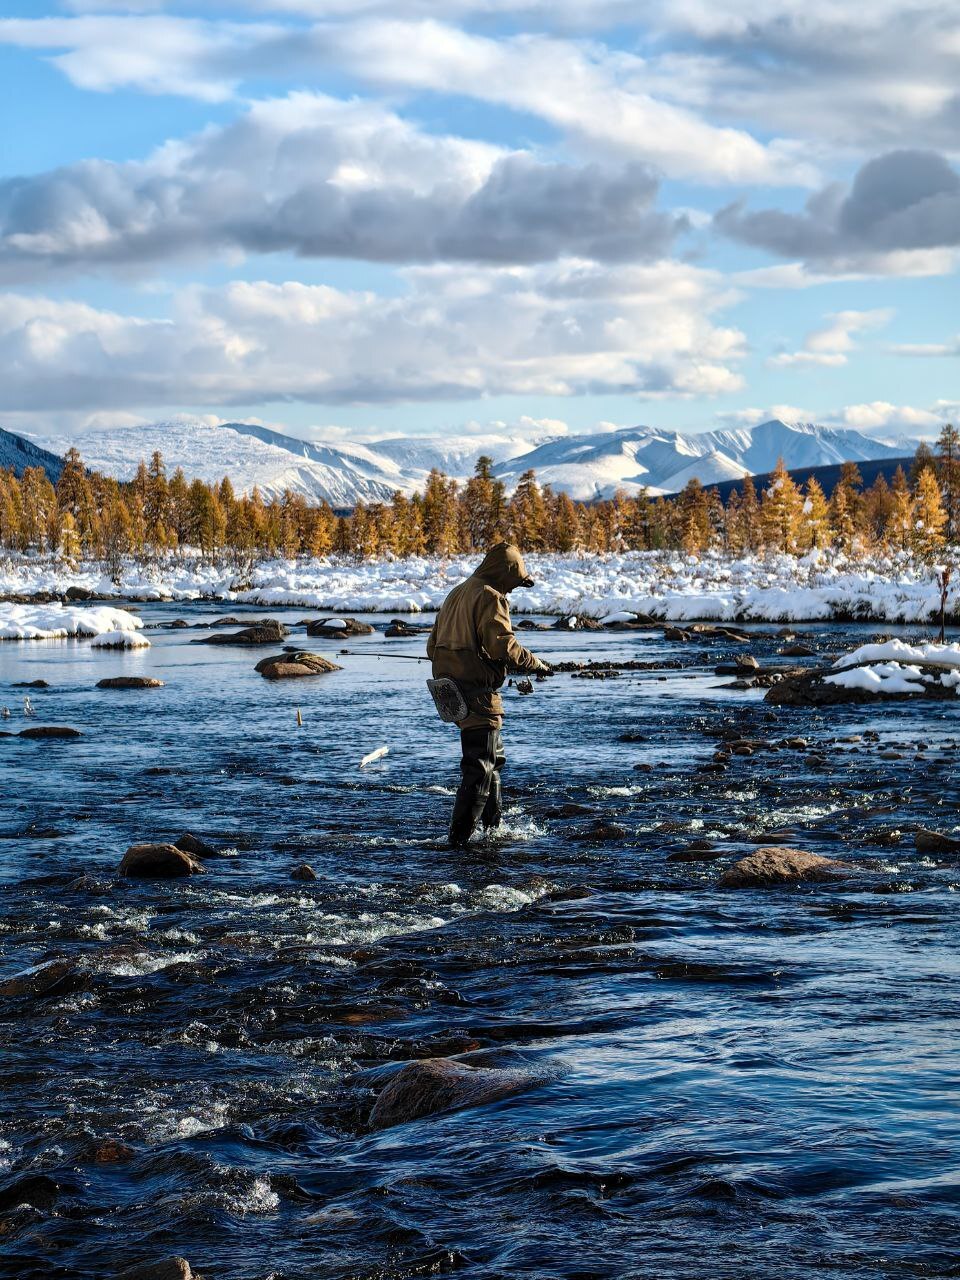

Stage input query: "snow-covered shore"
[
  {"left": 0, "top": 602, "right": 144, "bottom": 641},
  {"left": 0, "top": 550, "right": 956, "bottom": 624}
]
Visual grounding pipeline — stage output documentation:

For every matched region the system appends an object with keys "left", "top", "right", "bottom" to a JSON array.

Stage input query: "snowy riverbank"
[{"left": 0, "top": 550, "right": 956, "bottom": 624}]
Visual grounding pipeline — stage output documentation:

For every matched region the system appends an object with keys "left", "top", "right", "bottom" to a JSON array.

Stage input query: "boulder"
[
  {"left": 384, "top": 620, "right": 421, "bottom": 637},
  {"left": 914, "top": 828, "right": 960, "bottom": 854},
  {"left": 19, "top": 726, "right": 81, "bottom": 739},
  {"left": 0, "top": 1172, "right": 65, "bottom": 1211},
  {"left": 779, "top": 643, "right": 818, "bottom": 657},
  {"left": 291, "top": 863, "right": 318, "bottom": 881},
  {"left": 0, "top": 958, "right": 80, "bottom": 1000},
  {"left": 90, "top": 1138, "right": 135, "bottom": 1164},
  {"left": 255, "top": 652, "right": 342, "bottom": 680},
  {"left": 175, "top": 832, "right": 218, "bottom": 858},
  {"left": 12, "top": 680, "right": 49, "bottom": 688},
  {"left": 96, "top": 677, "right": 164, "bottom": 690},
  {"left": 554, "top": 614, "right": 603, "bottom": 631},
  {"left": 572, "top": 819, "right": 628, "bottom": 842},
  {"left": 194, "top": 620, "right": 287, "bottom": 646},
  {"left": 767, "top": 662, "right": 959, "bottom": 706},
  {"left": 119, "top": 843, "right": 204, "bottom": 878},
  {"left": 368, "top": 1057, "right": 543, "bottom": 1130},
  {"left": 663, "top": 626, "right": 690, "bottom": 642},
  {"left": 115, "top": 1259, "right": 192, "bottom": 1280},
  {"left": 719, "top": 847, "right": 847, "bottom": 888},
  {"left": 735, "top": 654, "right": 760, "bottom": 670},
  {"left": 306, "top": 617, "right": 374, "bottom": 637}
]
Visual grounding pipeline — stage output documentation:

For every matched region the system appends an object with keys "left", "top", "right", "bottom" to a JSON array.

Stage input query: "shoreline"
[{"left": 0, "top": 549, "right": 957, "bottom": 626}]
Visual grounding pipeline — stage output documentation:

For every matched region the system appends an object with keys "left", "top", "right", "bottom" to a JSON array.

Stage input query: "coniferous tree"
[
  {"left": 761, "top": 459, "right": 803, "bottom": 553},
  {"left": 912, "top": 467, "right": 947, "bottom": 559}
]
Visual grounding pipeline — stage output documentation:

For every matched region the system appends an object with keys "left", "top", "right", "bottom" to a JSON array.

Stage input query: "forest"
[{"left": 1, "top": 426, "right": 959, "bottom": 572}]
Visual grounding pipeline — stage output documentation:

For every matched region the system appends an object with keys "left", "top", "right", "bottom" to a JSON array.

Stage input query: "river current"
[{"left": 0, "top": 605, "right": 958, "bottom": 1279}]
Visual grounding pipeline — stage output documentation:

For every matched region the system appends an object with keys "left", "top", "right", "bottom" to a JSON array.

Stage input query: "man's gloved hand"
[{"left": 533, "top": 657, "right": 552, "bottom": 675}]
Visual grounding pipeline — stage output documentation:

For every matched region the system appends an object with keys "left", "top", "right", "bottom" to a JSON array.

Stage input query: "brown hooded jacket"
[{"left": 426, "top": 543, "right": 544, "bottom": 729}]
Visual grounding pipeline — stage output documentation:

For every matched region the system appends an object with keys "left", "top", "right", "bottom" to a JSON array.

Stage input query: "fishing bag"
[{"left": 426, "top": 677, "right": 469, "bottom": 724}]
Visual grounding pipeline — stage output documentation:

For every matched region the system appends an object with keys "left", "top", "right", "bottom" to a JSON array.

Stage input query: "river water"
[{"left": 0, "top": 605, "right": 958, "bottom": 1279}]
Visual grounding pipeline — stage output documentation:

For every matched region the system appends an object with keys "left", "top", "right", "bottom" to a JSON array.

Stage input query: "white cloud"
[
  {"left": 0, "top": 15, "right": 813, "bottom": 185},
  {"left": 892, "top": 335, "right": 960, "bottom": 357},
  {"left": 0, "top": 259, "right": 746, "bottom": 417},
  {"left": 767, "top": 308, "right": 892, "bottom": 368}
]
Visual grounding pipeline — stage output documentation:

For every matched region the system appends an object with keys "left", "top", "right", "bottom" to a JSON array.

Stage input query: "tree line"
[{"left": 1, "top": 425, "right": 959, "bottom": 573}]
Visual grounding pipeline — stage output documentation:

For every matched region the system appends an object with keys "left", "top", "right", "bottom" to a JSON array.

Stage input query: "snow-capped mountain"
[
  {"left": 18, "top": 416, "right": 911, "bottom": 507},
  {"left": 490, "top": 421, "right": 906, "bottom": 500},
  {"left": 0, "top": 426, "right": 64, "bottom": 482}
]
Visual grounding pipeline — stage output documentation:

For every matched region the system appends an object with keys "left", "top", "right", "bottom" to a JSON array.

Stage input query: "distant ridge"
[
  {"left": 18, "top": 415, "right": 917, "bottom": 509},
  {"left": 703, "top": 455, "right": 917, "bottom": 504},
  {"left": 0, "top": 426, "right": 64, "bottom": 482}
]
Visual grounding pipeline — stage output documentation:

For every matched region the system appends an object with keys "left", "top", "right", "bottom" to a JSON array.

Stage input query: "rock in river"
[
  {"left": 119, "top": 843, "right": 204, "bottom": 878},
  {"left": 306, "top": 617, "right": 374, "bottom": 638},
  {"left": 0, "top": 958, "right": 81, "bottom": 1000},
  {"left": 719, "top": 847, "right": 847, "bottom": 888},
  {"left": 291, "top": 862, "right": 318, "bottom": 881},
  {"left": 194, "top": 620, "right": 287, "bottom": 645},
  {"left": 914, "top": 828, "right": 960, "bottom": 854},
  {"left": 368, "top": 1057, "right": 544, "bottom": 1130},
  {"left": 96, "top": 677, "right": 164, "bottom": 690},
  {"left": 255, "top": 652, "right": 342, "bottom": 680},
  {"left": 19, "top": 726, "right": 81, "bottom": 739},
  {"left": 175, "top": 832, "right": 218, "bottom": 858}
]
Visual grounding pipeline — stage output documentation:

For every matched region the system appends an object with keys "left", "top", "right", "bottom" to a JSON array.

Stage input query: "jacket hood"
[{"left": 473, "top": 542, "right": 534, "bottom": 592}]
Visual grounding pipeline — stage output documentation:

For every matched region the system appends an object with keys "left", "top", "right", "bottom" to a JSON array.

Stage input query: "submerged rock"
[
  {"left": 0, "top": 958, "right": 81, "bottom": 1000},
  {"left": 255, "top": 651, "right": 342, "bottom": 680},
  {"left": 368, "top": 1057, "right": 544, "bottom": 1130},
  {"left": 12, "top": 679, "right": 49, "bottom": 688},
  {"left": 572, "top": 819, "right": 628, "bottom": 842},
  {"left": 914, "top": 828, "right": 960, "bottom": 854},
  {"left": 19, "top": 726, "right": 81, "bottom": 739},
  {"left": 291, "top": 862, "right": 318, "bottom": 881},
  {"left": 96, "top": 677, "right": 164, "bottom": 689},
  {"left": 384, "top": 619, "right": 422, "bottom": 637},
  {"left": 719, "top": 847, "right": 847, "bottom": 888},
  {"left": 119, "top": 843, "right": 204, "bottom": 878},
  {"left": 194, "top": 620, "right": 287, "bottom": 646},
  {"left": 115, "top": 1259, "right": 192, "bottom": 1280}
]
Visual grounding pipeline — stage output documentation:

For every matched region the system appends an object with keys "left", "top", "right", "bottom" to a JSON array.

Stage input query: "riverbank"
[{"left": 0, "top": 548, "right": 957, "bottom": 623}]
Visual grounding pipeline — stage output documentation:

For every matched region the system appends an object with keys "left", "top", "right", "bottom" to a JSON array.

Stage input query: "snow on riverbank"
[
  {"left": 826, "top": 639, "right": 960, "bottom": 695},
  {"left": 0, "top": 603, "right": 144, "bottom": 641},
  {"left": 0, "top": 550, "right": 957, "bottom": 623}
]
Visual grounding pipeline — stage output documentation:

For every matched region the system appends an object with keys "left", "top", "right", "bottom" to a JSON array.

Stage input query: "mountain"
[
  {"left": 18, "top": 416, "right": 914, "bottom": 508},
  {"left": 0, "top": 426, "right": 64, "bottom": 482},
  {"left": 490, "top": 421, "right": 906, "bottom": 500},
  {"left": 29, "top": 418, "right": 412, "bottom": 510}
]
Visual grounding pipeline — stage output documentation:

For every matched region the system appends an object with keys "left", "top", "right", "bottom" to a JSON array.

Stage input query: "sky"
[{"left": 1, "top": 0, "right": 959, "bottom": 447}]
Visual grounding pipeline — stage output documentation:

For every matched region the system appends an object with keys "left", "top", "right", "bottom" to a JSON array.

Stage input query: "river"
[{"left": 0, "top": 605, "right": 958, "bottom": 1279}]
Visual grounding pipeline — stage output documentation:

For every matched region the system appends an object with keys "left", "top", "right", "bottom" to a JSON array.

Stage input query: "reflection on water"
[{"left": 1, "top": 604, "right": 959, "bottom": 1279}]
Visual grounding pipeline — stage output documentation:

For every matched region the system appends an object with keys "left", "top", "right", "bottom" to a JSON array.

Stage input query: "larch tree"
[
  {"left": 761, "top": 460, "right": 803, "bottom": 553},
  {"left": 912, "top": 467, "right": 948, "bottom": 559}
]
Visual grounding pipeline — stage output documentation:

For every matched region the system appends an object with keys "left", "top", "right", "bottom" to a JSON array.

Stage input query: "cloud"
[
  {"left": 892, "top": 335, "right": 960, "bottom": 357},
  {"left": 0, "top": 15, "right": 812, "bottom": 185},
  {"left": 767, "top": 308, "right": 892, "bottom": 368},
  {"left": 0, "top": 93, "right": 685, "bottom": 280},
  {"left": 0, "top": 259, "right": 745, "bottom": 416},
  {"left": 717, "top": 150, "right": 960, "bottom": 274}
]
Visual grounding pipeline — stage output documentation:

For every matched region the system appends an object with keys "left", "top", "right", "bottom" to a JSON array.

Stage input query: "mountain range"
[{"left": 14, "top": 416, "right": 913, "bottom": 509}]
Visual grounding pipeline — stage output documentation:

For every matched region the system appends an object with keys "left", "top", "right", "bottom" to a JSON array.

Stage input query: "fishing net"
[{"left": 426, "top": 677, "right": 469, "bottom": 724}]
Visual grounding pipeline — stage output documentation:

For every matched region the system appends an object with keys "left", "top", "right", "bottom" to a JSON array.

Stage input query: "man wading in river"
[{"left": 427, "top": 542, "right": 550, "bottom": 849}]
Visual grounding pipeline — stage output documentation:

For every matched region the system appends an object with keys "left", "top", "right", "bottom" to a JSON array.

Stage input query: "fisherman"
[{"left": 427, "top": 542, "right": 550, "bottom": 848}]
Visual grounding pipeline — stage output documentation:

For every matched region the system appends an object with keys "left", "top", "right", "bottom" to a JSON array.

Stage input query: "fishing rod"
[{"left": 337, "top": 648, "right": 429, "bottom": 660}]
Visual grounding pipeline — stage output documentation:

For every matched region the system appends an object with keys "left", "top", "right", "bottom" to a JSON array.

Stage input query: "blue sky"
[{"left": 1, "top": 1, "right": 959, "bottom": 446}]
